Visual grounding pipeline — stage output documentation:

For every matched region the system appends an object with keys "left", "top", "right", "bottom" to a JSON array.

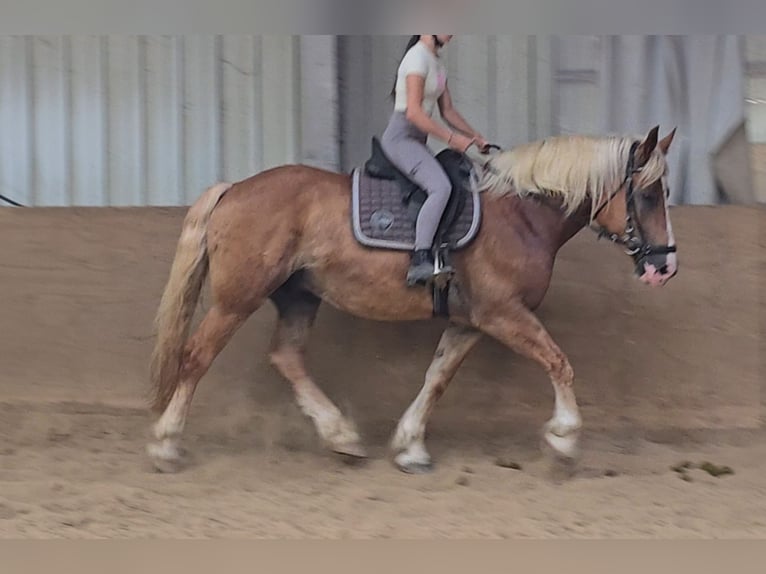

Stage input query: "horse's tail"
[{"left": 149, "top": 182, "right": 232, "bottom": 412}]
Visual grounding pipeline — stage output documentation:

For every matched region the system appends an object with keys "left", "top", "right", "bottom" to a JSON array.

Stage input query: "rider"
[{"left": 381, "top": 35, "right": 489, "bottom": 287}]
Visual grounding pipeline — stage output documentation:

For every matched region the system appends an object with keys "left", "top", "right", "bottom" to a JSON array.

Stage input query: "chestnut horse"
[{"left": 147, "top": 125, "right": 678, "bottom": 474}]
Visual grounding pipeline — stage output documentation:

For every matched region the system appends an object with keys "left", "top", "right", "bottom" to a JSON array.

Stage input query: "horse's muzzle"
[{"left": 636, "top": 252, "right": 677, "bottom": 287}]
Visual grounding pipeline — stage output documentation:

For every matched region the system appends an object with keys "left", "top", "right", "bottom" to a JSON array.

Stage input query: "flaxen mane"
[{"left": 477, "top": 135, "right": 668, "bottom": 219}]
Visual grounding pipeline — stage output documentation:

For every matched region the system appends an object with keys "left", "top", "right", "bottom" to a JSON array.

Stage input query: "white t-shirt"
[{"left": 393, "top": 41, "right": 447, "bottom": 118}]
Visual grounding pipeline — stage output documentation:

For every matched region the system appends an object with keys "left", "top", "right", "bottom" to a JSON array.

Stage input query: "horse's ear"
[
  {"left": 658, "top": 127, "right": 677, "bottom": 155},
  {"left": 635, "top": 125, "right": 660, "bottom": 166}
]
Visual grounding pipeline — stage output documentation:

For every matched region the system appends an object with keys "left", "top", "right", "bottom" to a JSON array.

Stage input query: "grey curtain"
[{"left": 599, "top": 35, "right": 753, "bottom": 205}]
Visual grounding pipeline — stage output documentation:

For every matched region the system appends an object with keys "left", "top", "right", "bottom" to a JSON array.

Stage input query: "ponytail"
[{"left": 390, "top": 35, "right": 421, "bottom": 100}]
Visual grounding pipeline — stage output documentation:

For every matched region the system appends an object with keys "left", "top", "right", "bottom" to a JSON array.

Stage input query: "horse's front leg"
[
  {"left": 390, "top": 323, "right": 482, "bottom": 473},
  {"left": 477, "top": 303, "right": 582, "bottom": 460}
]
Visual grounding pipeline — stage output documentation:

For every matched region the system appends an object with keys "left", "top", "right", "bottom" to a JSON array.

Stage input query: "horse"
[{"left": 146, "top": 125, "right": 678, "bottom": 474}]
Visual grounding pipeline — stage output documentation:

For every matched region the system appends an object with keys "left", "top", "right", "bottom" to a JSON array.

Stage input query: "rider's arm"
[
  {"left": 405, "top": 75, "right": 474, "bottom": 151},
  {"left": 438, "top": 82, "right": 487, "bottom": 149}
]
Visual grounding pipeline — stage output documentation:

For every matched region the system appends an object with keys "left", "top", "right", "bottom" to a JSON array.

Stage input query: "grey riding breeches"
[{"left": 380, "top": 111, "right": 452, "bottom": 251}]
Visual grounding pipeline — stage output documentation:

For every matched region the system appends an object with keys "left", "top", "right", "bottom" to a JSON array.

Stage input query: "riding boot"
[{"left": 406, "top": 249, "right": 435, "bottom": 286}]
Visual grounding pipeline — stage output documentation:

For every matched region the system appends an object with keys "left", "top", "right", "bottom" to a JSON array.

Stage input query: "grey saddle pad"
[{"left": 350, "top": 168, "right": 482, "bottom": 252}]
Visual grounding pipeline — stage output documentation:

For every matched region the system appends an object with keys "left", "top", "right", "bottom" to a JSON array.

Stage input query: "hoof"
[
  {"left": 396, "top": 461, "right": 434, "bottom": 475},
  {"left": 542, "top": 429, "right": 581, "bottom": 462},
  {"left": 147, "top": 440, "right": 187, "bottom": 474},
  {"left": 394, "top": 449, "right": 434, "bottom": 474},
  {"left": 332, "top": 442, "right": 368, "bottom": 460}
]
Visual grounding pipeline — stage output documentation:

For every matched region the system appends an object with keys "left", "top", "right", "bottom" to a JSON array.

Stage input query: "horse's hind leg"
[
  {"left": 148, "top": 304, "right": 251, "bottom": 472},
  {"left": 268, "top": 280, "right": 366, "bottom": 459}
]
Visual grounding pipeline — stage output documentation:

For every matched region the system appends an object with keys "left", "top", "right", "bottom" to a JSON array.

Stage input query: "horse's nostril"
[{"left": 659, "top": 265, "right": 668, "bottom": 274}]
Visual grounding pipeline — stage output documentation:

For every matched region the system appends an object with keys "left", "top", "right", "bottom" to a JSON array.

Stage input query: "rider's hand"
[
  {"left": 448, "top": 132, "right": 475, "bottom": 153},
  {"left": 474, "top": 135, "right": 491, "bottom": 154}
]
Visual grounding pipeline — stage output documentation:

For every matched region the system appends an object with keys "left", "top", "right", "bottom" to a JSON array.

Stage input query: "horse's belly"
[{"left": 301, "top": 267, "right": 434, "bottom": 322}]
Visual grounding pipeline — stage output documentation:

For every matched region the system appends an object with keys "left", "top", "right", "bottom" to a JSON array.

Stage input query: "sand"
[{"left": 0, "top": 204, "right": 764, "bottom": 538}]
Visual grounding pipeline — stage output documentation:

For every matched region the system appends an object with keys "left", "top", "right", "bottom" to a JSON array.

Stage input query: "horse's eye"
[{"left": 640, "top": 191, "right": 661, "bottom": 208}]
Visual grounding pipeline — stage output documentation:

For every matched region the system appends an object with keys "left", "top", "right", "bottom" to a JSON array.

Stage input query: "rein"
[
  {"left": 0, "top": 193, "right": 24, "bottom": 207},
  {"left": 589, "top": 141, "right": 676, "bottom": 264}
]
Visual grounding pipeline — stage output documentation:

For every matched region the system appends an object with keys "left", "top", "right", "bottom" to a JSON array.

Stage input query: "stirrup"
[{"left": 432, "top": 250, "right": 454, "bottom": 289}]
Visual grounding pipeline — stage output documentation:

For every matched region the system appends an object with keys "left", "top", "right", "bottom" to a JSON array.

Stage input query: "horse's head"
[{"left": 592, "top": 126, "right": 678, "bottom": 287}]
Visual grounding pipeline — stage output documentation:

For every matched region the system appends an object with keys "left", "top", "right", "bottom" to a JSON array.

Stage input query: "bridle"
[
  {"left": 589, "top": 141, "right": 676, "bottom": 269},
  {"left": 471, "top": 140, "right": 676, "bottom": 272}
]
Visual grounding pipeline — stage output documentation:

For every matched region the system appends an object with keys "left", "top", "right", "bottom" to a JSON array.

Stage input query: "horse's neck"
[
  {"left": 510, "top": 194, "right": 591, "bottom": 253},
  {"left": 557, "top": 201, "right": 592, "bottom": 249}
]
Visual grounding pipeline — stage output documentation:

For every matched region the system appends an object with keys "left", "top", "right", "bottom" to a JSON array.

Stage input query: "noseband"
[{"left": 590, "top": 141, "right": 676, "bottom": 269}]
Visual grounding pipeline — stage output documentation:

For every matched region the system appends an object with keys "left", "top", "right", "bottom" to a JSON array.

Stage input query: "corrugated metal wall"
[
  {"left": 338, "top": 35, "right": 632, "bottom": 172},
  {"left": 1, "top": 35, "right": 763, "bottom": 206},
  {"left": 745, "top": 35, "right": 766, "bottom": 142},
  {"left": 339, "top": 35, "right": 766, "bottom": 151},
  {"left": 0, "top": 35, "right": 308, "bottom": 206},
  {"left": 338, "top": 35, "right": 554, "bottom": 171},
  {"left": 337, "top": 35, "right": 664, "bottom": 171},
  {"left": 339, "top": 35, "right": 763, "bottom": 204}
]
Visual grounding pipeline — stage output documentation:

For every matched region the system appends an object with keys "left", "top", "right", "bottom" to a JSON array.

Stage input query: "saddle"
[
  {"left": 350, "top": 137, "right": 483, "bottom": 318},
  {"left": 351, "top": 137, "right": 481, "bottom": 253}
]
